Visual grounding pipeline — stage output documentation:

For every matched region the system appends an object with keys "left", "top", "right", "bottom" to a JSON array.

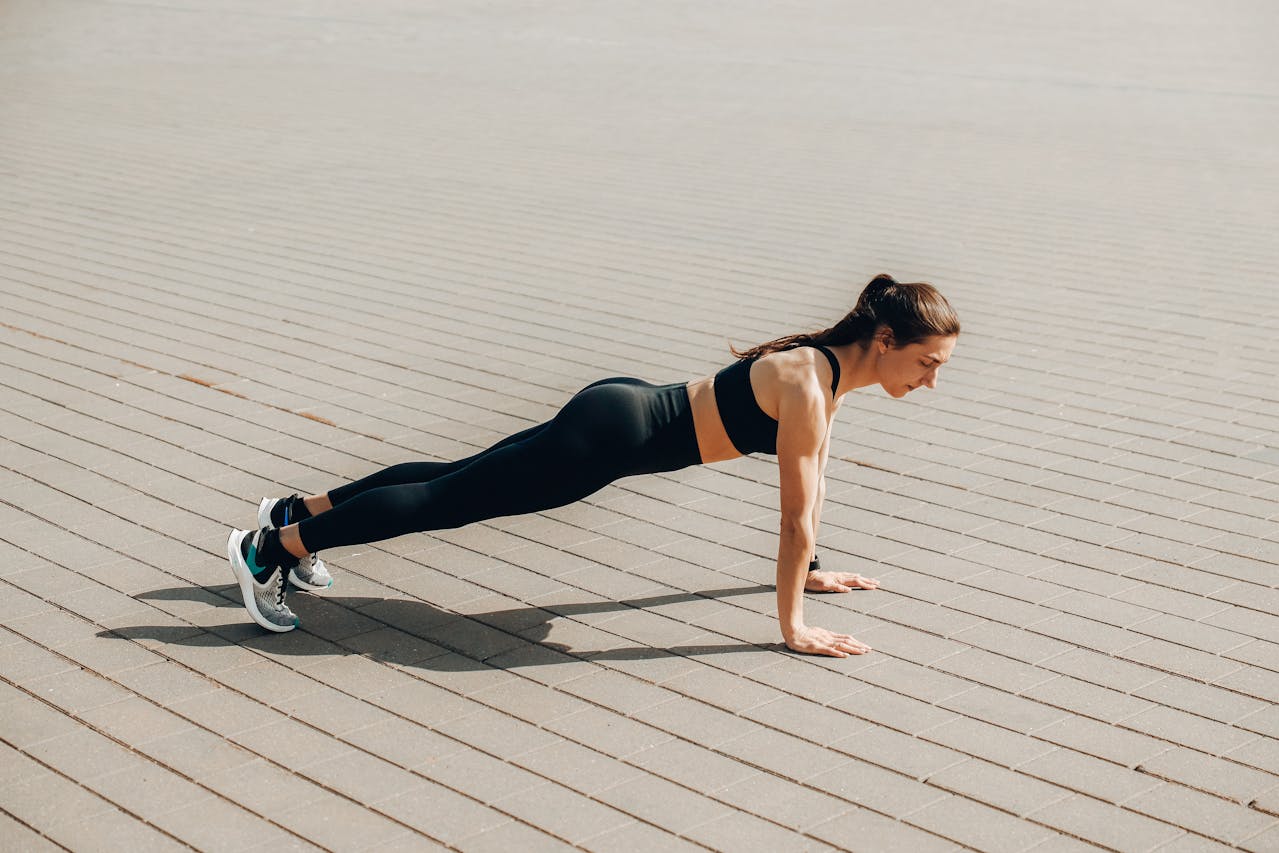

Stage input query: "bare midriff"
[{"left": 686, "top": 376, "right": 743, "bottom": 464}]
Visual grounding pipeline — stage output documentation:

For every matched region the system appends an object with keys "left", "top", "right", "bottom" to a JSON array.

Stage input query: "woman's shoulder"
[
  {"left": 752, "top": 348, "right": 832, "bottom": 421},
  {"left": 758, "top": 346, "right": 830, "bottom": 386}
]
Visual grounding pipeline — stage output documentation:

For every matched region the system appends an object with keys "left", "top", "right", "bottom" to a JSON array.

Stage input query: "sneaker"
[
  {"left": 257, "top": 496, "right": 333, "bottom": 592},
  {"left": 226, "top": 529, "right": 299, "bottom": 633},
  {"left": 289, "top": 552, "right": 333, "bottom": 592}
]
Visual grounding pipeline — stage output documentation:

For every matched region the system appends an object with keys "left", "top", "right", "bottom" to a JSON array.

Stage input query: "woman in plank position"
[{"left": 228, "top": 274, "right": 959, "bottom": 656}]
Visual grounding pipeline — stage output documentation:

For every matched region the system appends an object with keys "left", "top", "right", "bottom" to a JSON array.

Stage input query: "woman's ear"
[{"left": 876, "top": 327, "right": 894, "bottom": 353}]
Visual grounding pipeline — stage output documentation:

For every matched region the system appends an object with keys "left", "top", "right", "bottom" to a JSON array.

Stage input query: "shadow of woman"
[{"left": 103, "top": 583, "right": 783, "bottom": 672}]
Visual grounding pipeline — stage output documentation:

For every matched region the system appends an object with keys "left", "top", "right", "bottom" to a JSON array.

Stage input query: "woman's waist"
[{"left": 687, "top": 376, "right": 745, "bottom": 463}]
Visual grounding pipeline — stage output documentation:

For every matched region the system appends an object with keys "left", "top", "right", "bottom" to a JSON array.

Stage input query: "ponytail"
[{"left": 731, "top": 274, "right": 959, "bottom": 360}]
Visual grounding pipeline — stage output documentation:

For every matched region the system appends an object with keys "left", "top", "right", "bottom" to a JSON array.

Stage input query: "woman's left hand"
[{"left": 805, "top": 570, "right": 880, "bottom": 593}]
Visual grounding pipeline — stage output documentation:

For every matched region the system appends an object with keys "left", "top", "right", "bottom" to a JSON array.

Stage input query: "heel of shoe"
[{"left": 257, "top": 497, "right": 274, "bottom": 530}]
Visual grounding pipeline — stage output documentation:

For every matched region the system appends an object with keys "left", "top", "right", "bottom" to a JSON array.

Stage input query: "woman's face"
[{"left": 877, "top": 334, "right": 956, "bottom": 398}]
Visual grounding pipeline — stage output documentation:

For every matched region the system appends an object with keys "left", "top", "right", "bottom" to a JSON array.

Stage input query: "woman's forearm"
[
  {"left": 776, "top": 521, "right": 815, "bottom": 640},
  {"left": 809, "top": 475, "right": 826, "bottom": 559}
]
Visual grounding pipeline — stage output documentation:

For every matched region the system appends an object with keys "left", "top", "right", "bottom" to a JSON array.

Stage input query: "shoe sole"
[
  {"left": 289, "top": 567, "right": 333, "bottom": 592},
  {"left": 259, "top": 498, "right": 333, "bottom": 592},
  {"left": 226, "top": 529, "right": 297, "bottom": 633}
]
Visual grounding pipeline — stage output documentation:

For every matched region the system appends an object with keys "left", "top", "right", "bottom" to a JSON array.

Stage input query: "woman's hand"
[
  {"left": 784, "top": 625, "right": 872, "bottom": 657},
  {"left": 805, "top": 570, "right": 880, "bottom": 593}
]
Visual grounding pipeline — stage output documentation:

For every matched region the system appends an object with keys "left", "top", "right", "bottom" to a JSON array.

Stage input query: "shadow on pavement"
[{"left": 100, "top": 583, "right": 782, "bottom": 671}]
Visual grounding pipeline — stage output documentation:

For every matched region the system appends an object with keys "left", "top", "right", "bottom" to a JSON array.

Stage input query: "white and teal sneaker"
[
  {"left": 226, "top": 529, "right": 299, "bottom": 633},
  {"left": 289, "top": 552, "right": 332, "bottom": 592},
  {"left": 257, "top": 496, "right": 333, "bottom": 592}
]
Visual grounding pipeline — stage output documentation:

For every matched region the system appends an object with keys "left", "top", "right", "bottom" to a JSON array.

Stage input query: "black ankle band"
[
  {"left": 257, "top": 528, "right": 299, "bottom": 571},
  {"left": 287, "top": 495, "right": 312, "bottom": 524},
  {"left": 271, "top": 494, "right": 313, "bottom": 527}
]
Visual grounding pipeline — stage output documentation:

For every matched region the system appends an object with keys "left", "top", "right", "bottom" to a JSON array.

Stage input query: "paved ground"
[{"left": 2, "top": 1, "right": 1278, "bottom": 850}]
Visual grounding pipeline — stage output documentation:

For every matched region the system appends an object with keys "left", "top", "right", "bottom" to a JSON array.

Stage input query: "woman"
[{"left": 228, "top": 274, "right": 960, "bottom": 657}]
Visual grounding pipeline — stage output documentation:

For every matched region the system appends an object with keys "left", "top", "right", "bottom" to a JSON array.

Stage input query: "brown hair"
[{"left": 731, "top": 274, "right": 960, "bottom": 360}]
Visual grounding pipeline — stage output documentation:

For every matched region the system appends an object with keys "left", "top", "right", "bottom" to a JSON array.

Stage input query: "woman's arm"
[
  {"left": 809, "top": 420, "right": 832, "bottom": 560},
  {"left": 808, "top": 394, "right": 842, "bottom": 558},
  {"left": 804, "top": 400, "right": 881, "bottom": 596},
  {"left": 775, "top": 385, "right": 870, "bottom": 657}
]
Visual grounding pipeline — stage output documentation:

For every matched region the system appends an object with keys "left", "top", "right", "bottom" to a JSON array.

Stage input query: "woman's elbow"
[{"left": 779, "top": 516, "right": 815, "bottom": 542}]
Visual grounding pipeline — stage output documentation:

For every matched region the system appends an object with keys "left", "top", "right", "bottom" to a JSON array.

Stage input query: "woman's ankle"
[
  {"left": 279, "top": 524, "right": 310, "bottom": 561},
  {"left": 303, "top": 494, "right": 332, "bottom": 516}
]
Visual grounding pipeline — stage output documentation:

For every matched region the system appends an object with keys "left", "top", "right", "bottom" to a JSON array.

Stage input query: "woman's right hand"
[{"left": 784, "top": 625, "right": 872, "bottom": 657}]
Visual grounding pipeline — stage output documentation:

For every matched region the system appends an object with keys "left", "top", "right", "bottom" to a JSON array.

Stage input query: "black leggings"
[{"left": 296, "top": 378, "right": 703, "bottom": 553}]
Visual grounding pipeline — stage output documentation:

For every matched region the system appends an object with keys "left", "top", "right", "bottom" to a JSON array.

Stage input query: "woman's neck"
[{"left": 828, "top": 341, "right": 878, "bottom": 396}]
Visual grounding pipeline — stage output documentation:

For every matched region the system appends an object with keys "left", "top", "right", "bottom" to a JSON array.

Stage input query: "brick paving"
[{"left": 2, "top": 1, "right": 1277, "bottom": 850}]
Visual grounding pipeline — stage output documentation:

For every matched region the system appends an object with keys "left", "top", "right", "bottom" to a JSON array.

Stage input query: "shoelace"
[{"left": 272, "top": 570, "right": 287, "bottom": 608}]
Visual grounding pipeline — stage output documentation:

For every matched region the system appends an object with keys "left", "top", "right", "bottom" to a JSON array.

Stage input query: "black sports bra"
[{"left": 713, "top": 344, "right": 841, "bottom": 456}]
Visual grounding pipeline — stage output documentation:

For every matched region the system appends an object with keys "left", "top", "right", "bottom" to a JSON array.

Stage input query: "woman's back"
[
  {"left": 686, "top": 345, "right": 841, "bottom": 464},
  {"left": 712, "top": 345, "right": 841, "bottom": 456}
]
